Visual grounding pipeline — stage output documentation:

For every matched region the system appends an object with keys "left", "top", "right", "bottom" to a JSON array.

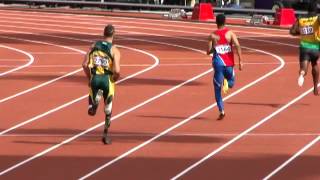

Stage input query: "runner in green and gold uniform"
[
  {"left": 82, "top": 25, "right": 120, "bottom": 144},
  {"left": 290, "top": 0, "right": 320, "bottom": 95}
]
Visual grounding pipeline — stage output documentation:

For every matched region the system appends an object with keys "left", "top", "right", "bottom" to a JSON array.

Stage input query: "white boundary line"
[
  {"left": 0, "top": 32, "right": 85, "bottom": 104},
  {"left": 30, "top": 52, "right": 80, "bottom": 54},
  {"left": 263, "top": 135, "right": 320, "bottom": 180},
  {"left": 0, "top": 44, "right": 159, "bottom": 136},
  {"left": 0, "top": 10, "right": 294, "bottom": 35},
  {"left": 0, "top": 22, "right": 299, "bottom": 57},
  {"left": 0, "top": 29, "right": 158, "bottom": 104},
  {"left": 0, "top": 14, "right": 292, "bottom": 177},
  {"left": 0, "top": 59, "right": 28, "bottom": 62},
  {"left": 0, "top": 66, "right": 209, "bottom": 176},
  {"left": 2, "top": 133, "right": 319, "bottom": 137},
  {"left": 171, "top": 84, "right": 320, "bottom": 180},
  {"left": 1, "top": 8, "right": 312, "bottom": 180},
  {"left": 0, "top": 44, "right": 34, "bottom": 76},
  {"left": 79, "top": 46, "right": 285, "bottom": 179},
  {"left": 0, "top": 17, "right": 294, "bottom": 39},
  {"left": 16, "top": 14, "right": 290, "bottom": 50},
  {"left": 1, "top": 62, "right": 293, "bottom": 68},
  {"left": 0, "top": 11, "right": 300, "bottom": 178},
  {"left": 0, "top": 24, "right": 224, "bottom": 176}
]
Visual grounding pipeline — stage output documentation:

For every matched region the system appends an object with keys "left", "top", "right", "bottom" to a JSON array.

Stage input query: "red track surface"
[{"left": 0, "top": 9, "right": 319, "bottom": 180}]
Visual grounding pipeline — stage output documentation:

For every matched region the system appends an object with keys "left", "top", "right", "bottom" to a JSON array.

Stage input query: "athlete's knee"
[
  {"left": 104, "top": 96, "right": 113, "bottom": 115},
  {"left": 104, "top": 104, "right": 112, "bottom": 115},
  {"left": 213, "top": 77, "right": 222, "bottom": 88}
]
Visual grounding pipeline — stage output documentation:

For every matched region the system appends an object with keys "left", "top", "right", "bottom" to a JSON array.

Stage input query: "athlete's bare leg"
[
  {"left": 311, "top": 61, "right": 319, "bottom": 95},
  {"left": 298, "top": 60, "right": 309, "bottom": 86}
]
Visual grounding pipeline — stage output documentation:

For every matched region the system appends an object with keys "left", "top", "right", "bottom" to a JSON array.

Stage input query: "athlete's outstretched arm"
[
  {"left": 230, "top": 31, "right": 243, "bottom": 70},
  {"left": 112, "top": 46, "right": 121, "bottom": 81},
  {"left": 207, "top": 33, "right": 219, "bottom": 55},
  {"left": 290, "top": 20, "right": 299, "bottom": 36},
  {"left": 82, "top": 52, "right": 91, "bottom": 80}
]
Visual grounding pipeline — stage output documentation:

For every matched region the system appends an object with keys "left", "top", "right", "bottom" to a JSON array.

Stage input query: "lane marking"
[
  {"left": 0, "top": 43, "right": 159, "bottom": 136},
  {"left": 1, "top": 133, "right": 319, "bottom": 138},
  {"left": 263, "top": 136, "right": 320, "bottom": 179},
  {"left": 0, "top": 28, "right": 219, "bottom": 176},
  {"left": 0, "top": 62, "right": 293, "bottom": 68},
  {"left": 171, "top": 85, "right": 319, "bottom": 180},
  {"left": 0, "top": 29, "right": 157, "bottom": 104},
  {"left": 30, "top": 52, "right": 80, "bottom": 55},
  {"left": 0, "top": 23, "right": 218, "bottom": 175},
  {"left": 0, "top": 18, "right": 295, "bottom": 40},
  {"left": 0, "top": 44, "right": 34, "bottom": 76},
  {"left": 0, "top": 69, "right": 211, "bottom": 177},
  {"left": 0, "top": 59, "right": 28, "bottom": 62},
  {"left": 0, "top": 13, "right": 296, "bottom": 177},
  {"left": 0, "top": 16, "right": 290, "bottom": 176},
  {"left": 0, "top": 10, "right": 294, "bottom": 35},
  {"left": 79, "top": 47, "right": 285, "bottom": 179},
  {"left": 0, "top": 21, "right": 299, "bottom": 52},
  {"left": 0, "top": 32, "right": 85, "bottom": 104}
]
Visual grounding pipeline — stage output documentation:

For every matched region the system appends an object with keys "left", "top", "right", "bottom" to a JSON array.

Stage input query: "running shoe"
[{"left": 298, "top": 75, "right": 304, "bottom": 87}]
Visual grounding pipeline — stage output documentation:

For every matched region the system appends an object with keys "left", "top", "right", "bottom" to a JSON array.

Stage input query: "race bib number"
[
  {"left": 93, "top": 56, "right": 109, "bottom": 67},
  {"left": 215, "top": 45, "right": 232, "bottom": 54},
  {"left": 300, "top": 26, "right": 314, "bottom": 35}
]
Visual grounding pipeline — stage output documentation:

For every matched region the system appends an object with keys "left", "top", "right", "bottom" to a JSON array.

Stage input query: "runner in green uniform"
[
  {"left": 290, "top": 1, "right": 320, "bottom": 95},
  {"left": 82, "top": 24, "right": 120, "bottom": 144}
]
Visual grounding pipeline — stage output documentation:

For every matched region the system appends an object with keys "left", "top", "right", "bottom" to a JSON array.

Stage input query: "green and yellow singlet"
[
  {"left": 298, "top": 15, "right": 320, "bottom": 50},
  {"left": 88, "top": 41, "right": 113, "bottom": 75}
]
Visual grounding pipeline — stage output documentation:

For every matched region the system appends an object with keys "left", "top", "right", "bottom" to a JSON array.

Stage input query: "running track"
[{"left": 0, "top": 9, "right": 319, "bottom": 180}]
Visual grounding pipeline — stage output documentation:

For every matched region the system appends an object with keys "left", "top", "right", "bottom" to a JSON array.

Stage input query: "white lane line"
[
  {"left": 263, "top": 136, "right": 320, "bottom": 180},
  {"left": 0, "top": 14, "right": 294, "bottom": 177},
  {"left": 243, "top": 37, "right": 299, "bottom": 48},
  {"left": 0, "top": 32, "right": 85, "bottom": 104},
  {"left": 0, "top": 65, "right": 81, "bottom": 68},
  {"left": 0, "top": 44, "right": 34, "bottom": 76},
  {"left": 0, "top": 29, "right": 217, "bottom": 176},
  {"left": 0, "top": 62, "right": 292, "bottom": 68},
  {"left": 0, "top": 43, "right": 159, "bottom": 136},
  {"left": 0, "top": 23, "right": 219, "bottom": 175},
  {"left": 0, "top": 7, "right": 295, "bottom": 37},
  {"left": 0, "top": 10, "right": 294, "bottom": 36},
  {"left": 79, "top": 46, "right": 285, "bottom": 179},
  {"left": 0, "top": 29, "right": 156, "bottom": 104},
  {"left": 0, "top": 21, "right": 298, "bottom": 54},
  {"left": 0, "top": 59, "right": 28, "bottom": 62},
  {"left": 171, "top": 86, "right": 319, "bottom": 180},
  {"left": 0, "top": 45, "right": 160, "bottom": 176},
  {"left": 0, "top": 68, "right": 210, "bottom": 177},
  {"left": 30, "top": 52, "right": 80, "bottom": 55},
  {"left": 0, "top": 18, "right": 294, "bottom": 40},
  {"left": 2, "top": 133, "right": 320, "bottom": 138},
  {"left": 0, "top": 17, "right": 292, "bottom": 179},
  {"left": 0, "top": 22, "right": 287, "bottom": 68}
]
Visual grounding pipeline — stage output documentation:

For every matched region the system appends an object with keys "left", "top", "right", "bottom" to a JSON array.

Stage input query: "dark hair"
[
  {"left": 216, "top": 14, "right": 226, "bottom": 27},
  {"left": 308, "top": 0, "right": 318, "bottom": 15},
  {"left": 104, "top": 24, "right": 115, "bottom": 37}
]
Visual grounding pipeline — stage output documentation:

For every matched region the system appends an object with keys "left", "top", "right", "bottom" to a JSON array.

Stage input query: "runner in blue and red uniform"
[{"left": 207, "top": 14, "right": 243, "bottom": 120}]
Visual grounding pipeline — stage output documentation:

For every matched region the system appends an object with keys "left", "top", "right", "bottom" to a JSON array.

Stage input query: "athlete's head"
[
  {"left": 216, "top": 14, "right": 226, "bottom": 28},
  {"left": 308, "top": 0, "right": 318, "bottom": 15},
  {"left": 104, "top": 24, "right": 115, "bottom": 38}
]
